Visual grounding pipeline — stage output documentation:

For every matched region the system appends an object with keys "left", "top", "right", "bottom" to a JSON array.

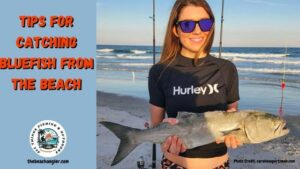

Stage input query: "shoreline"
[
  {"left": 97, "top": 90, "right": 300, "bottom": 120},
  {"left": 97, "top": 91, "right": 150, "bottom": 119},
  {"left": 97, "top": 91, "right": 300, "bottom": 169}
]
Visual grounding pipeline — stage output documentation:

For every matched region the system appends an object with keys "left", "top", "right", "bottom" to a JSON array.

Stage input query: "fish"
[{"left": 99, "top": 110, "right": 289, "bottom": 166}]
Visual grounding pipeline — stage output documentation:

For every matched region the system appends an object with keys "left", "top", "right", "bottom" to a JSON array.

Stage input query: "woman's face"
[{"left": 173, "top": 5, "right": 211, "bottom": 58}]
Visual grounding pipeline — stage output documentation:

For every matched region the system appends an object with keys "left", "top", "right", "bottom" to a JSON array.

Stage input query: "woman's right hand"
[{"left": 161, "top": 118, "right": 187, "bottom": 155}]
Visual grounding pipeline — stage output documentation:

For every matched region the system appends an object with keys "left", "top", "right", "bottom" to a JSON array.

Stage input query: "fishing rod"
[
  {"left": 138, "top": 123, "right": 155, "bottom": 169},
  {"left": 148, "top": 0, "right": 156, "bottom": 65},
  {"left": 278, "top": 46, "right": 288, "bottom": 117},
  {"left": 219, "top": 0, "right": 225, "bottom": 58},
  {"left": 140, "top": 0, "right": 156, "bottom": 169},
  {"left": 151, "top": 0, "right": 156, "bottom": 168},
  {"left": 152, "top": 0, "right": 156, "bottom": 64}
]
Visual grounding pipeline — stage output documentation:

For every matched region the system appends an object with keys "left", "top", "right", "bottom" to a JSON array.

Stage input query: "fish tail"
[{"left": 100, "top": 121, "right": 141, "bottom": 166}]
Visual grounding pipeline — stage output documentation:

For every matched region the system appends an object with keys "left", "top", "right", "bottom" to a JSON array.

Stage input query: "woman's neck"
[{"left": 180, "top": 50, "right": 207, "bottom": 59}]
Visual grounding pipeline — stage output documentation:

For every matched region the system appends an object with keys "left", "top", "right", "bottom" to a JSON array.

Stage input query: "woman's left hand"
[
  {"left": 216, "top": 134, "right": 243, "bottom": 149},
  {"left": 161, "top": 118, "right": 187, "bottom": 155},
  {"left": 217, "top": 104, "right": 242, "bottom": 149}
]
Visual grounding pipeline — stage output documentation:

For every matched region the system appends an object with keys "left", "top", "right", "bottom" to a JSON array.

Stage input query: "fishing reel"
[
  {"left": 136, "top": 122, "right": 156, "bottom": 169},
  {"left": 137, "top": 156, "right": 155, "bottom": 169},
  {"left": 137, "top": 156, "right": 146, "bottom": 169}
]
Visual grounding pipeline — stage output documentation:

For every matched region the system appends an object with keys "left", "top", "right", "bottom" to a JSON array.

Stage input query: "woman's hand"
[
  {"left": 216, "top": 134, "right": 243, "bottom": 149},
  {"left": 161, "top": 118, "right": 187, "bottom": 155},
  {"left": 217, "top": 102, "right": 242, "bottom": 149}
]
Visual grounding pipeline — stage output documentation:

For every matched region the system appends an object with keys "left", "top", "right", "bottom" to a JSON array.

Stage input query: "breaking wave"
[
  {"left": 211, "top": 52, "right": 288, "bottom": 59},
  {"left": 233, "top": 58, "right": 300, "bottom": 65},
  {"left": 97, "top": 48, "right": 114, "bottom": 53},
  {"left": 238, "top": 68, "right": 300, "bottom": 75}
]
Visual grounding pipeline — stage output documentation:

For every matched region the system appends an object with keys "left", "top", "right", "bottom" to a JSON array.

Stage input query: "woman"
[{"left": 148, "top": 0, "right": 242, "bottom": 168}]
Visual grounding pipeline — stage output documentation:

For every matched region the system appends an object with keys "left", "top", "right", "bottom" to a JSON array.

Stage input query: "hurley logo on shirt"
[{"left": 173, "top": 84, "right": 219, "bottom": 96}]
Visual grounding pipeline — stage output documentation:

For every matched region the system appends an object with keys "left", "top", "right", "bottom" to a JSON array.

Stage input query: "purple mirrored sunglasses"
[{"left": 176, "top": 19, "right": 214, "bottom": 33}]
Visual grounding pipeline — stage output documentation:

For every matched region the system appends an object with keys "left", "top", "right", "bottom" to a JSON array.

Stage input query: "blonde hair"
[{"left": 159, "top": 0, "right": 215, "bottom": 65}]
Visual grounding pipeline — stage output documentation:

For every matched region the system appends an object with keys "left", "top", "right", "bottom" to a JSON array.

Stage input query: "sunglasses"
[{"left": 176, "top": 19, "right": 214, "bottom": 33}]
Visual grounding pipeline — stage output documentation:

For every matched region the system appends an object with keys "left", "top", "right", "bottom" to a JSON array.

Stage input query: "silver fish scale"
[{"left": 138, "top": 115, "right": 215, "bottom": 149}]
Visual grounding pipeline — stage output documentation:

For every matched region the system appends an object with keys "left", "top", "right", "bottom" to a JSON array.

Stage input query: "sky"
[{"left": 97, "top": 0, "right": 300, "bottom": 47}]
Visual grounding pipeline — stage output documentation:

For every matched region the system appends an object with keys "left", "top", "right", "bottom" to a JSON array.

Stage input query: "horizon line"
[{"left": 97, "top": 44, "right": 300, "bottom": 48}]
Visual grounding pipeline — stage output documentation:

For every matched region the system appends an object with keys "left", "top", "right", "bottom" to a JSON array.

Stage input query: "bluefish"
[{"left": 100, "top": 110, "right": 289, "bottom": 166}]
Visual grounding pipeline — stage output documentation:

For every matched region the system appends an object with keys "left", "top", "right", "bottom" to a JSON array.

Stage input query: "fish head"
[{"left": 244, "top": 112, "right": 289, "bottom": 143}]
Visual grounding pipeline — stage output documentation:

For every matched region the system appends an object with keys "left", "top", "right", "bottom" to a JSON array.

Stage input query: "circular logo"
[{"left": 29, "top": 120, "right": 67, "bottom": 158}]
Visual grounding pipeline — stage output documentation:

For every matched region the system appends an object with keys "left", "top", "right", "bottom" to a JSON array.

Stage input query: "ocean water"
[{"left": 96, "top": 45, "right": 300, "bottom": 116}]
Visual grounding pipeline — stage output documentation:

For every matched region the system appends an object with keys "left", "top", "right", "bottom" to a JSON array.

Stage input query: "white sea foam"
[
  {"left": 96, "top": 55, "right": 116, "bottom": 59},
  {"left": 116, "top": 54, "right": 125, "bottom": 57},
  {"left": 97, "top": 55, "right": 152, "bottom": 60},
  {"left": 211, "top": 52, "right": 288, "bottom": 59},
  {"left": 238, "top": 68, "right": 300, "bottom": 75},
  {"left": 97, "top": 48, "right": 114, "bottom": 53},
  {"left": 100, "top": 67, "right": 130, "bottom": 71},
  {"left": 119, "top": 63, "right": 152, "bottom": 67},
  {"left": 233, "top": 58, "right": 300, "bottom": 65},
  {"left": 117, "top": 55, "right": 152, "bottom": 59},
  {"left": 130, "top": 50, "right": 147, "bottom": 54}
]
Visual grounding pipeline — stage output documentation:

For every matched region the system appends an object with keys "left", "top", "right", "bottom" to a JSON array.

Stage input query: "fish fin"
[
  {"left": 177, "top": 111, "right": 198, "bottom": 119},
  {"left": 111, "top": 141, "right": 139, "bottom": 166},
  {"left": 221, "top": 128, "right": 241, "bottom": 135},
  {"left": 100, "top": 121, "right": 141, "bottom": 166},
  {"left": 221, "top": 129, "right": 251, "bottom": 144}
]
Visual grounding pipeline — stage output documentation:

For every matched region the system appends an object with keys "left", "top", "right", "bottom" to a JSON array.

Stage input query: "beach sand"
[{"left": 97, "top": 91, "right": 300, "bottom": 169}]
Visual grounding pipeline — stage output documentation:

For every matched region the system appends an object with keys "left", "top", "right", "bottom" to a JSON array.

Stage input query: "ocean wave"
[
  {"left": 238, "top": 68, "right": 300, "bottom": 75},
  {"left": 97, "top": 55, "right": 152, "bottom": 60},
  {"left": 97, "top": 67, "right": 145, "bottom": 72},
  {"left": 233, "top": 58, "right": 300, "bottom": 65},
  {"left": 98, "top": 67, "right": 131, "bottom": 71},
  {"left": 211, "top": 52, "right": 288, "bottom": 59},
  {"left": 96, "top": 48, "right": 152, "bottom": 54},
  {"left": 119, "top": 63, "right": 153, "bottom": 67},
  {"left": 98, "top": 62, "right": 152, "bottom": 67},
  {"left": 117, "top": 55, "right": 152, "bottom": 59},
  {"left": 116, "top": 54, "right": 125, "bottom": 57},
  {"left": 97, "top": 48, "right": 114, "bottom": 53},
  {"left": 96, "top": 56, "right": 116, "bottom": 59},
  {"left": 240, "top": 76, "right": 300, "bottom": 84},
  {"left": 130, "top": 50, "right": 147, "bottom": 54}
]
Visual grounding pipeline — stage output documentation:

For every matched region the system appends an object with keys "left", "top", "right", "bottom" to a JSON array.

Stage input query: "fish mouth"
[
  {"left": 283, "top": 124, "right": 288, "bottom": 130},
  {"left": 275, "top": 121, "right": 289, "bottom": 135}
]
